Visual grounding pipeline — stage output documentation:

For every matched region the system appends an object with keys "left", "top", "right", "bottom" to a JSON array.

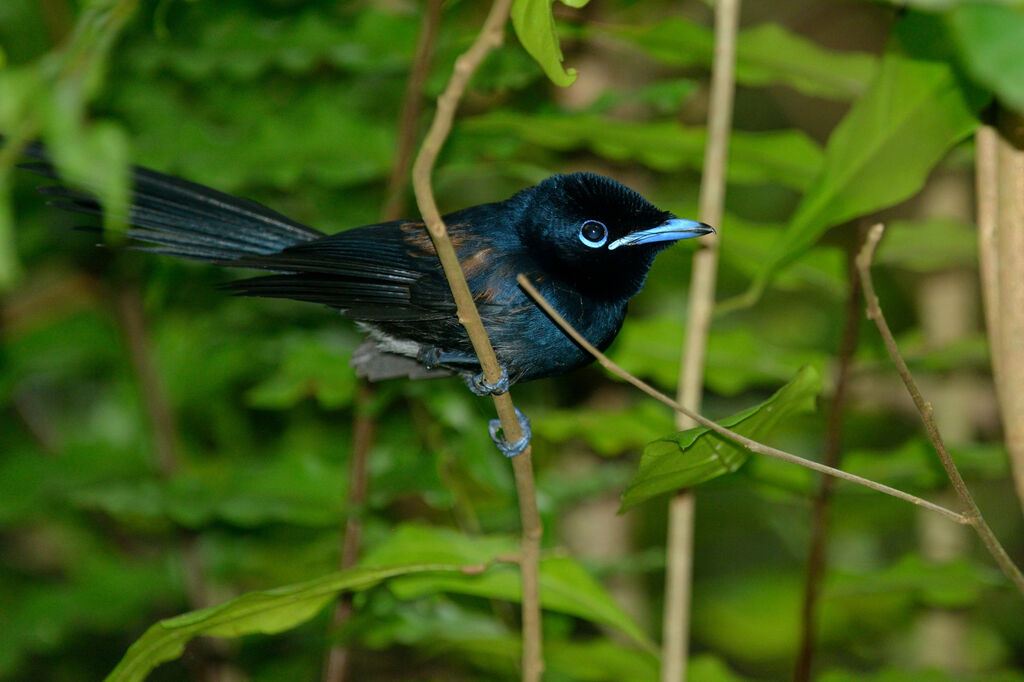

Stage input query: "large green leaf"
[
  {"left": 947, "top": 2, "right": 1024, "bottom": 113},
  {"left": 620, "top": 366, "right": 821, "bottom": 511},
  {"left": 605, "top": 19, "right": 878, "bottom": 100},
  {"left": 745, "top": 50, "right": 985, "bottom": 301},
  {"left": 511, "top": 0, "right": 590, "bottom": 87},
  {"left": 464, "top": 111, "right": 823, "bottom": 190},
  {"left": 360, "top": 524, "right": 654, "bottom": 650},
  {"left": 104, "top": 563, "right": 465, "bottom": 682}
]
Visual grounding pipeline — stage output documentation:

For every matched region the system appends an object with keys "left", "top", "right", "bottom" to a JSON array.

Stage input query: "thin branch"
[
  {"left": 856, "top": 223, "right": 1024, "bottom": 595},
  {"left": 517, "top": 274, "right": 967, "bottom": 525},
  {"left": 322, "top": 383, "right": 377, "bottom": 682},
  {"left": 381, "top": 0, "right": 443, "bottom": 223},
  {"left": 663, "top": 2, "right": 740, "bottom": 679},
  {"left": 794, "top": 237, "right": 862, "bottom": 682},
  {"left": 409, "top": 2, "right": 544, "bottom": 680}
]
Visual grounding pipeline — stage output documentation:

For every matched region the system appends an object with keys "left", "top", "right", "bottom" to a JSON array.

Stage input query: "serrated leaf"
[
  {"left": 127, "top": 9, "right": 420, "bottom": 80},
  {"left": 747, "top": 49, "right": 986, "bottom": 299},
  {"left": 605, "top": 19, "right": 878, "bottom": 100},
  {"left": 947, "top": 2, "right": 1024, "bottom": 114},
  {"left": 104, "top": 563, "right": 465, "bottom": 682},
  {"left": 464, "top": 111, "right": 823, "bottom": 190},
  {"left": 620, "top": 366, "right": 821, "bottom": 511},
  {"left": 511, "top": 0, "right": 590, "bottom": 87}
]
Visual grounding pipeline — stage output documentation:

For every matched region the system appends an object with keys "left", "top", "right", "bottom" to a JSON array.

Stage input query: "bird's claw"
[
  {"left": 468, "top": 366, "right": 510, "bottom": 396},
  {"left": 489, "top": 407, "right": 531, "bottom": 458}
]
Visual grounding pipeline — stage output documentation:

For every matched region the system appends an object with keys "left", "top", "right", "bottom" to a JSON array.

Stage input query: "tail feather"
[{"left": 19, "top": 148, "right": 324, "bottom": 261}]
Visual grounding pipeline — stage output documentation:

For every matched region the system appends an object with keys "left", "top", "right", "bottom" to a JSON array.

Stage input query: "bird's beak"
[{"left": 607, "top": 218, "right": 715, "bottom": 251}]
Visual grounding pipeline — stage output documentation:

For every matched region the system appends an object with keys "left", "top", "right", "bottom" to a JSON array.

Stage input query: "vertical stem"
[
  {"left": 976, "top": 114, "right": 1024, "bottom": 516},
  {"left": 661, "top": 2, "right": 740, "bottom": 681},
  {"left": 794, "top": 242, "right": 862, "bottom": 682},
  {"left": 116, "top": 287, "right": 237, "bottom": 682},
  {"left": 323, "top": 4, "right": 443, "bottom": 680}
]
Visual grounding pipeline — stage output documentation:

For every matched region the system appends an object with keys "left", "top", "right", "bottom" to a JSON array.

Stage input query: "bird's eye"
[{"left": 578, "top": 220, "right": 608, "bottom": 248}]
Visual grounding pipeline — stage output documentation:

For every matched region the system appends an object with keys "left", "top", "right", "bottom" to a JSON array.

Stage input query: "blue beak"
[{"left": 607, "top": 218, "right": 715, "bottom": 251}]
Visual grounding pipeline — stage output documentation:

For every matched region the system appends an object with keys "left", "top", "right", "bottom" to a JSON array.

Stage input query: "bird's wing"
[{"left": 225, "top": 221, "right": 466, "bottom": 322}]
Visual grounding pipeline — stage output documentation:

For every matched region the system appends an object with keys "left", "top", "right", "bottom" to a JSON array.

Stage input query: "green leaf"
[
  {"left": 464, "top": 111, "right": 823, "bottom": 190},
  {"left": 511, "top": 0, "right": 590, "bottom": 87},
  {"left": 44, "top": 115, "right": 131, "bottom": 234},
  {"left": 104, "top": 563, "right": 465, "bottom": 682},
  {"left": 0, "top": 169, "right": 20, "bottom": 291},
  {"left": 947, "top": 2, "right": 1024, "bottom": 113},
  {"left": 605, "top": 19, "right": 878, "bottom": 100},
  {"left": 747, "top": 49, "right": 986, "bottom": 299},
  {"left": 620, "top": 366, "right": 821, "bottom": 511},
  {"left": 360, "top": 524, "right": 654, "bottom": 650}
]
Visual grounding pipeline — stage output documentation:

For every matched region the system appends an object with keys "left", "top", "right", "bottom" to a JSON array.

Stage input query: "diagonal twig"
[
  {"left": 517, "top": 273, "right": 967, "bottom": 524},
  {"left": 856, "top": 223, "right": 1024, "bottom": 595}
]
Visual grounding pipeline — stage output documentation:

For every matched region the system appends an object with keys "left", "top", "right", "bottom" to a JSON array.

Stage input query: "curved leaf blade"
[
  {"left": 511, "top": 0, "right": 589, "bottom": 87},
  {"left": 105, "top": 563, "right": 464, "bottom": 682},
  {"left": 748, "top": 50, "right": 986, "bottom": 298},
  {"left": 621, "top": 366, "right": 821, "bottom": 511}
]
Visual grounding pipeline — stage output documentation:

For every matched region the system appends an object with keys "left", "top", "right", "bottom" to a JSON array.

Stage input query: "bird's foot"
[
  {"left": 489, "top": 407, "right": 532, "bottom": 458},
  {"left": 467, "top": 366, "right": 510, "bottom": 396}
]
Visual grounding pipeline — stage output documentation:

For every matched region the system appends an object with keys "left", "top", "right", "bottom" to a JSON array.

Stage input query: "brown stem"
[
  {"left": 322, "top": 383, "right": 377, "bottom": 682},
  {"left": 322, "top": 3, "right": 443, "bottom": 680},
  {"left": 663, "top": 2, "right": 740, "bottom": 679},
  {"left": 856, "top": 223, "right": 1024, "bottom": 596},
  {"left": 116, "top": 287, "right": 237, "bottom": 682},
  {"left": 794, "top": 239, "right": 862, "bottom": 682},
  {"left": 517, "top": 274, "right": 967, "bottom": 525},
  {"left": 381, "top": 0, "right": 443, "bottom": 223},
  {"left": 409, "top": 1, "right": 544, "bottom": 680}
]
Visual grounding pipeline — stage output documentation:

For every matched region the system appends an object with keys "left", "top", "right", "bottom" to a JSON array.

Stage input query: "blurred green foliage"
[{"left": 2, "top": 0, "right": 1023, "bottom": 680}]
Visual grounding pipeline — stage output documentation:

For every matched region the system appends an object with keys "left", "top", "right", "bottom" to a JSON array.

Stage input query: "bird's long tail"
[{"left": 17, "top": 142, "right": 325, "bottom": 261}]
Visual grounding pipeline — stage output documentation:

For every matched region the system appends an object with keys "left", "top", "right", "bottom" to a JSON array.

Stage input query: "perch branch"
[
  {"left": 856, "top": 223, "right": 1024, "bottom": 595},
  {"left": 663, "top": 1, "right": 740, "bottom": 680},
  {"left": 410, "top": 1, "right": 544, "bottom": 680},
  {"left": 517, "top": 274, "right": 966, "bottom": 524}
]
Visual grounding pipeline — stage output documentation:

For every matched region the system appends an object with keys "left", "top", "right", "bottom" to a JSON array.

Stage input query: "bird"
[{"left": 19, "top": 144, "right": 714, "bottom": 454}]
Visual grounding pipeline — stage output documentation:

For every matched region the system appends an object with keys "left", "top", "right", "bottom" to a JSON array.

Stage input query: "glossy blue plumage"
[{"left": 24, "top": 149, "right": 713, "bottom": 386}]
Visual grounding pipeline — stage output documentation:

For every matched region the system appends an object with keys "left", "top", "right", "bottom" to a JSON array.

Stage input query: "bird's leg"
[
  {"left": 466, "top": 366, "right": 510, "bottom": 396},
  {"left": 489, "top": 407, "right": 531, "bottom": 458}
]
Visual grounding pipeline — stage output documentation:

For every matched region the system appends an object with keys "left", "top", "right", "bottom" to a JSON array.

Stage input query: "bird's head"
[{"left": 513, "top": 173, "right": 714, "bottom": 300}]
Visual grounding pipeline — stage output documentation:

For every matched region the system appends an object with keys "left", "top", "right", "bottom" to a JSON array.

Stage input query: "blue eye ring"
[{"left": 578, "top": 220, "right": 608, "bottom": 248}]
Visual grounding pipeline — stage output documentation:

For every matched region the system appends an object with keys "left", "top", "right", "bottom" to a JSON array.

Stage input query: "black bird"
[{"left": 21, "top": 148, "right": 714, "bottom": 452}]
